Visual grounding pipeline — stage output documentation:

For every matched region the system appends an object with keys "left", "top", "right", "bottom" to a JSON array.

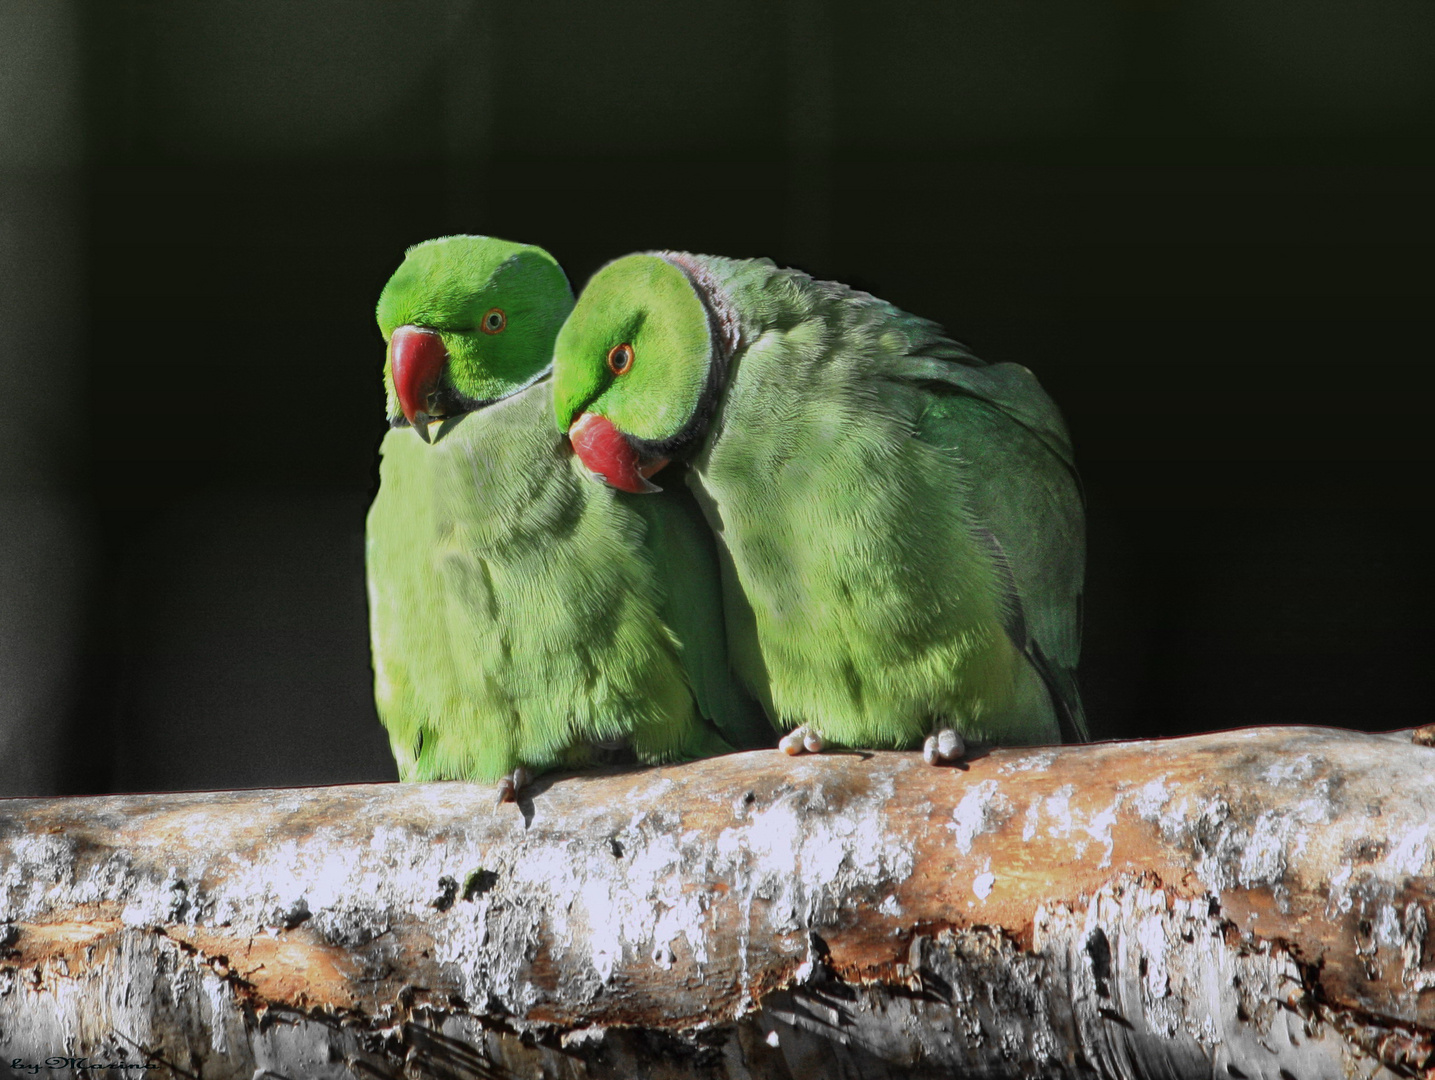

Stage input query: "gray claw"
[
  {"left": 923, "top": 727, "right": 966, "bottom": 766},
  {"left": 780, "top": 725, "right": 822, "bottom": 756},
  {"left": 494, "top": 766, "right": 531, "bottom": 806},
  {"left": 922, "top": 735, "right": 939, "bottom": 766}
]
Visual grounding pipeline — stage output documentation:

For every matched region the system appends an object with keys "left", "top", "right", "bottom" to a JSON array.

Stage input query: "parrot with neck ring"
[
  {"left": 366, "top": 236, "right": 768, "bottom": 803},
  {"left": 551, "top": 251, "right": 1087, "bottom": 763}
]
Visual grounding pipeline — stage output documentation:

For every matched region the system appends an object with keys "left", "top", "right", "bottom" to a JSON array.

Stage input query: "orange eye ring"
[
  {"left": 480, "top": 308, "right": 507, "bottom": 334},
  {"left": 607, "top": 342, "right": 634, "bottom": 376}
]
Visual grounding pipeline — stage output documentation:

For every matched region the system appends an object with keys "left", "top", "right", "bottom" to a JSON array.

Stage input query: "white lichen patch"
[
  {"left": 1260, "top": 754, "right": 1319, "bottom": 787},
  {"left": 973, "top": 870, "right": 996, "bottom": 901},
  {"left": 1011, "top": 786, "right": 1117, "bottom": 866},
  {"left": 1290, "top": 793, "right": 1335, "bottom": 828},
  {"left": 199, "top": 825, "right": 447, "bottom": 942},
  {"left": 1042, "top": 876, "right": 1356, "bottom": 1076},
  {"left": 1021, "top": 799, "right": 1040, "bottom": 843},
  {"left": 430, "top": 770, "right": 923, "bottom": 1017},
  {"left": 713, "top": 786, "right": 915, "bottom": 930},
  {"left": 1131, "top": 776, "right": 1172, "bottom": 820},
  {"left": 1237, "top": 811, "right": 1291, "bottom": 890},
  {"left": 1397, "top": 902, "right": 1435, "bottom": 992},
  {"left": 580, "top": 876, "right": 624, "bottom": 983},
  {"left": 1135, "top": 901, "right": 1171, "bottom": 999},
  {"left": 0, "top": 833, "right": 80, "bottom": 915},
  {"left": 203, "top": 967, "right": 231, "bottom": 1054},
  {"left": 1084, "top": 805, "right": 1119, "bottom": 869},
  {"left": 997, "top": 750, "right": 1057, "bottom": 775},
  {"left": 1386, "top": 823, "right": 1433, "bottom": 878},
  {"left": 119, "top": 875, "right": 191, "bottom": 930},
  {"left": 1375, "top": 903, "right": 1407, "bottom": 951},
  {"left": 1325, "top": 862, "right": 1356, "bottom": 917},
  {"left": 1039, "top": 785, "right": 1076, "bottom": 840},
  {"left": 947, "top": 780, "right": 1013, "bottom": 855}
]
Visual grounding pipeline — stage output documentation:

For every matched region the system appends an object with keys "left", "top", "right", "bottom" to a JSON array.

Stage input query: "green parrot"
[
  {"left": 366, "top": 236, "right": 768, "bottom": 801},
  {"left": 551, "top": 252, "right": 1087, "bottom": 764}
]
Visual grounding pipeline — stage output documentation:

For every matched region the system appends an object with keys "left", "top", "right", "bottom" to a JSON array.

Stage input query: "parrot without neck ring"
[
  {"left": 366, "top": 236, "right": 769, "bottom": 802},
  {"left": 552, "top": 252, "right": 1087, "bottom": 763}
]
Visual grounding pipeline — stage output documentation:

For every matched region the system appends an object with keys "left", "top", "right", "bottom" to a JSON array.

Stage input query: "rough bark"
[{"left": 1, "top": 725, "right": 1433, "bottom": 1079}]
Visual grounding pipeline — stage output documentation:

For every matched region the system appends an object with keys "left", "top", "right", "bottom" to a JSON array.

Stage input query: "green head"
[
  {"left": 551, "top": 253, "right": 725, "bottom": 492},
  {"left": 376, "top": 235, "right": 573, "bottom": 440}
]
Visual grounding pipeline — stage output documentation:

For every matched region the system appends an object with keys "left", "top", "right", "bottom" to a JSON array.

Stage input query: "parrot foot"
[
  {"left": 494, "top": 767, "right": 531, "bottom": 806},
  {"left": 922, "top": 728, "right": 966, "bottom": 766},
  {"left": 779, "top": 725, "right": 825, "bottom": 756}
]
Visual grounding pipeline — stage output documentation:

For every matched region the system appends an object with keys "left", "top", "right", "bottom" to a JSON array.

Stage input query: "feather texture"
[
  {"left": 367, "top": 382, "right": 755, "bottom": 781},
  {"left": 553, "top": 253, "right": 1087, "bottom": 750},
  {"left": 366, "top": 237, "right": 764, "bottom": 784}
]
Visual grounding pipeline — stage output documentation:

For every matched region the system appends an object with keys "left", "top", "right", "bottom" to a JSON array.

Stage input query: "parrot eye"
[
  {"left": 607, "top": 343, "right": 634, "bottom": 376},
  {"left": 481, "top": 308, "right": 507, "bottom": 334}
]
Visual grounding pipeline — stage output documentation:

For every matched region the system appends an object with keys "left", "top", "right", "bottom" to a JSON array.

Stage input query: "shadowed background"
[{"left": 2, "top": 0, "right": 1431, "bottom": 795}]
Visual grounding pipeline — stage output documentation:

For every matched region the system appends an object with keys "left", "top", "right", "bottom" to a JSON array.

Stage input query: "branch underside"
[{"left": 2, "top": 727, "right": 1432, "bottom": 1079}]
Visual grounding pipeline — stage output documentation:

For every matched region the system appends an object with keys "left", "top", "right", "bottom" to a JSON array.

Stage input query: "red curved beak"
[
  {"left": 568, "top": 412, "right": 669, "bottom": 494},
  {"left": 390, "top": 325, "right": 448, "bottom": 429}
]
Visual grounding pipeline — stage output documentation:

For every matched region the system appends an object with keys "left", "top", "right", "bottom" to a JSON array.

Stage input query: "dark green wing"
[{"left": 898, "top": 335, "right": 1089, "bottom": 742}]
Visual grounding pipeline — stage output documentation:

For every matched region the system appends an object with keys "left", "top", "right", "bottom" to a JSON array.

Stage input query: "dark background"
[{"left": 2, "top": 1, "right": 1432, "bottom": 797}]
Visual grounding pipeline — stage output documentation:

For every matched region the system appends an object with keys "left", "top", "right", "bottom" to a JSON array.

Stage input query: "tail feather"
[
  {"left": 1025, "top": 639, "right": 1090, "bottom": 744},
  {"left": 976, "top": 526, "right": 1090, "bottom": 744}
]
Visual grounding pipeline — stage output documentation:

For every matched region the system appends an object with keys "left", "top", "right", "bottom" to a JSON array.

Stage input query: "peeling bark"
[{"left": 1, "top": 726, "right": 1433, "bottom": 1079}]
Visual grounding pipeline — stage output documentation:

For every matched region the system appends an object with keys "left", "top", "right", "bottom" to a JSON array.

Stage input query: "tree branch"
[{"left": 2, "top": 726, "right": 1433, "bottom": 1079}]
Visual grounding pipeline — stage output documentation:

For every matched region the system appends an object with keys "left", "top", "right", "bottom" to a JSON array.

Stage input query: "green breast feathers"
[
  {"left": 551, "top": 252, "right": 1086, "bottom": 765},
  {"left": 367, "top": 237, "right": 1085, "bottom": 794},
  {"left": 365, "top": 236, "right": 766, "bottom": 800}
]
